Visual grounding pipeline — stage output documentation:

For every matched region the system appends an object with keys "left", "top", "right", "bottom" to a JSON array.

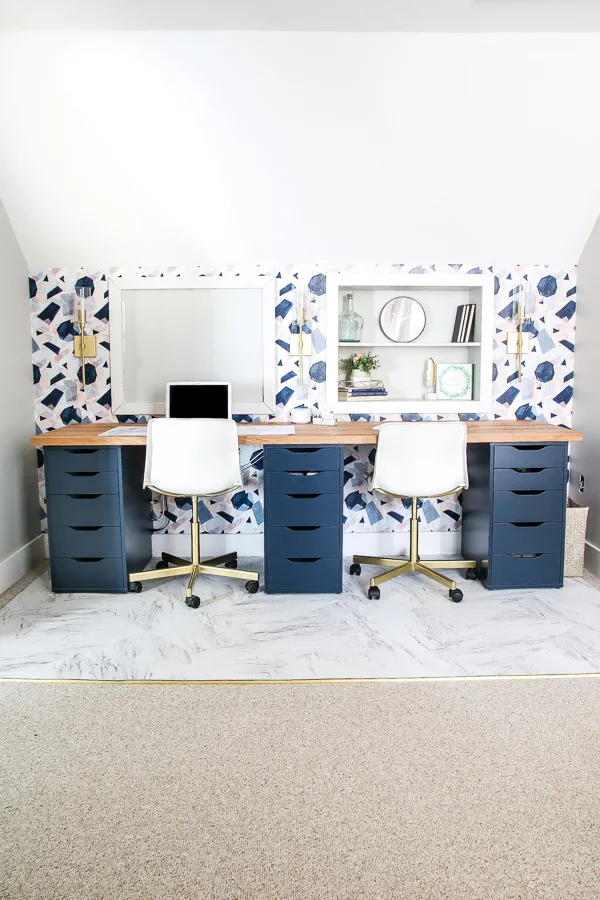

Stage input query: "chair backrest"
[
  {"left": 372, "top": 421, "right": 468, "bottom": 498},
  {"left": 143, "top": 418, "right": 242, "bottom": 497}
]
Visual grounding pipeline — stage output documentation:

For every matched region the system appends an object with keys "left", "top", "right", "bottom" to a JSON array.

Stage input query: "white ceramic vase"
[{"left": 350, "top": 369, "right": 370, "bottom": 384}]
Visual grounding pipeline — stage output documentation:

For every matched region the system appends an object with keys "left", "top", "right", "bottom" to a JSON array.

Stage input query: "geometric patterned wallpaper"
[{"left": 30, "top": 263, "right": 576, "bottom": 536}]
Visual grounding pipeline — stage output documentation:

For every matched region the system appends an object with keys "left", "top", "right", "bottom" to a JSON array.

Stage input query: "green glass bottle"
[{"left": 338, "top": 293, "right": 363, "bottom": 342}]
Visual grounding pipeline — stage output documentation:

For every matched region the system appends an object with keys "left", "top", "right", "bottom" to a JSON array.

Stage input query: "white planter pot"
[{"left": 350, "top": 369, "right": 370, "bottom": 384}]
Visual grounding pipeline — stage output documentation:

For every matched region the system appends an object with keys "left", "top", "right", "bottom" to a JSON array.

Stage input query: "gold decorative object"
[
  {"left": 289, "top": 287, "right": 311, "bottom": 385},
  {"left": 507, "top": 283, "right": 536, "bottom": 382},
  {"left": 73, "top": 286, "right": 97, "bottom": 389}
]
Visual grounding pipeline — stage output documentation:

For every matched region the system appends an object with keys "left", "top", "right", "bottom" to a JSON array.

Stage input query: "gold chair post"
[
  {"left": 410, "top": 497, "right": 418, "bottom": 564},
  {"left": 191, "top": 496, "right": 200, "bottom": 567}
]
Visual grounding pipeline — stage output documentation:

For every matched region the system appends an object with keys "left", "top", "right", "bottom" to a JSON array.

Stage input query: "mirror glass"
[
  {"left": 121, "top": 287, "right": 264, "bottom": 409},
  {"left": 379, "top": 295, "right": 426, "bottom": 343}
]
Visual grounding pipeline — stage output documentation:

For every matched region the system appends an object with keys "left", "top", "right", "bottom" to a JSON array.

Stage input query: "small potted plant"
[{"left": 340, "top": 352, "right": 380, "bottom": 384}]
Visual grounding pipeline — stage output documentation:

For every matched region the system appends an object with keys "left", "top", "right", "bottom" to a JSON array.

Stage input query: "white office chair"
[
  {"left": 349, "top": 421, "right": 477, "bottom": 603},
  {"left": 128, "top": 418, "right": 259, "bottom": 608}
]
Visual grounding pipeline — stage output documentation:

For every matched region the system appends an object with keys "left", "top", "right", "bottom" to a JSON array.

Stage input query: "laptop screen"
[{"left": 167, "top": 383, "right": 230, "bottom": 419}]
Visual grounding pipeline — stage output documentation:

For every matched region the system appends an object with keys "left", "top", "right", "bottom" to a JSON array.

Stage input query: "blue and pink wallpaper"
[{"left": 30, "top": 263, "right": 576, "bottom": 537}]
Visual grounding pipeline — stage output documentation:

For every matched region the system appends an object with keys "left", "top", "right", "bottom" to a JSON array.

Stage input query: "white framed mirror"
[{"left": 109, "top": 275, "right": 277, "bottom": 416}]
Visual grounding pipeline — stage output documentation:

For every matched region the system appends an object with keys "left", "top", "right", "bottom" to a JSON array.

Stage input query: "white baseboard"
[
  {"left": 152, "top": 531, "right": 461, "bottom": 559},
  {"left": 341, "top": 532, "right": 461, "bottom": 557},
  {"left": 152, "top": 534, "right": 265, "bottom": 558},
  {"left": 0, "top": 534, "right": 45, "bottom": 595},
  {"left": 584, "top": 540, "right": 600, "bottom": 578}
]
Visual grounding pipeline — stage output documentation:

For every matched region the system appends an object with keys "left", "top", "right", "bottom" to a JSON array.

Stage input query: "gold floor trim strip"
[{"left": 1, "top": 673, "right": 600, "bottom": 685}]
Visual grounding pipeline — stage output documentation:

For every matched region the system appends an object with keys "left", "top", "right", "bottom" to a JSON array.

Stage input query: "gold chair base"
[
  {"left": 128, "top": 495, "right": 259, "bottom": 603},
  {"left": 353, "top": 496, "right": 476, "bottom": 596},
  {"left": 353, "top": 556, "right": 476, "bottom": 591},
  {"left": 129, "top": 552, "right": 259, "bottom": 599}
]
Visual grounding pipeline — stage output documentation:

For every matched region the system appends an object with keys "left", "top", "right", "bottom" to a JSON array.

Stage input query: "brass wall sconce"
[
  {"left": 506, "top": 283, "right": 536, "bottom": 382},
  {"left": 73, "top": 285, "right": 97, "bottom": 389},
  {"left": 289, "top": 286, "right": 311, "bottom": 384}
]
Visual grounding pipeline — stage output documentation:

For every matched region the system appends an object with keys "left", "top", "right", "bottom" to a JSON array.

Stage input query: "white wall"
[
  {"left": 571, "top": 215, "right": 600, "bottom": 575},
  {"left": 0, "top": 31, "right": 599, "bottom": 268},
  {"left": 0, "top": 198, "right": 43, "bottom": 590}
]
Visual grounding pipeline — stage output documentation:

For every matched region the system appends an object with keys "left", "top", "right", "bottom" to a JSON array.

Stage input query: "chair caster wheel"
[
  {"left": 350, "top": 563, "right": 361, "bottom": 576},
  {"left": 465, "top": 568, "right": 477, "bottom": 582},
  {"left": 449, "top": 589, "right": 463, "bottom": 603},
  {"left": 185, "top": 595, "right": 201, "bottom": 609},
  {"left": 129, "top": 581, "right": 142, "bottom": 594},
  {"left": 156, "top": 560, "right": 168, "bottom": 570},
  {"left": 245, "top": 581, "right": 259, "bottom": 594},
  {"left": 368, "top": 586, "right": 380, "bottom": 600},
  {"left": 225, "top": 560, "right": 238, "bottom": 569}
]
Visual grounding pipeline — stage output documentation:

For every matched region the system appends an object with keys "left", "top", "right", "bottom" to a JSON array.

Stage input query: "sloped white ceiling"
[
  {"left": 0, "top": 31, "right": 599, "bottom": 268},
  {"left": 3, "top": 0, "right": 600, "bottom": 32}
]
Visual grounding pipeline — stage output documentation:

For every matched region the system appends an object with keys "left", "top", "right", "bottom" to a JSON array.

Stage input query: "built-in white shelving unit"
[
  {"left": 340, "top": 342, "right": 481, "bottom": 348},
  {"left": 325, "top": 273, "right": 494, "bottom": 415}
]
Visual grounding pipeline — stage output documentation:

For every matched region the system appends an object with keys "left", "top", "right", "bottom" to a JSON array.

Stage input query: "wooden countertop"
[{"left": 31, "top": 421, "right": 583, "bottom": 447}]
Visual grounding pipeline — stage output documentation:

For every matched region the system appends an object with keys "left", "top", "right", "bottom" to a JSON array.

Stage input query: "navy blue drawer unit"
[
  {"left": 264, "top": 445, "right": 343, "bottom": 593},
  {"left": 492, "top": 490, "right": 565, "bottom": 524},
  {"left": 266, "top": 447, "right": 340, "bottom": 472},
  {"left": 267, "top": 493, "right": 340, "bottom": 528},
  {"left": 489, "top": 554, "right": 563, "bottom": 589},
  {"left": 48, "top": 494, "right": 122, "bottom": 527},
  {"left": 45, "top": 445, "right": 152, "bottom": 593},
  {"left": 267, "top": 526, "right": 339, "bottom": 559},
  {"left": 494, "top": 444, "right": 565, "bottom": 469},
  {"left": 492, "top": 522, "right": 563, "bottom": 555},
  {"left": 51, "top": 526, "right": 124, "bottom": 558},
  {"left": 493, "top": 467, "right": 565, "bottom": 492},
  {"left": 268, "top": 470, "right": 340, "bottom": 495},
  {"left": 44, "top": 469, "right": 119, "bottom": 495},
  {"left": 45, "top": 447, "right": 118, "bottom": 473},
  {"left": 52, "top": 557, "right": 128, "bottom": 593},
  {"left": 462, "top": 441, "right": 568, "bottom": 590}
]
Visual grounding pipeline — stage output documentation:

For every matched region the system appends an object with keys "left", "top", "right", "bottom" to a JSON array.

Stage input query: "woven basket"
[{"left": 564, "top": 499, "right": 589, "bottom": 577}]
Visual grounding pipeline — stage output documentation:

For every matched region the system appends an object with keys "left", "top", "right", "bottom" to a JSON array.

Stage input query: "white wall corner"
[
  {"left": 0, "top": 534, "right": 45, "bottom": 596},
  {"left": 584, "top": 541, "right": 600, "bottom": 580}
]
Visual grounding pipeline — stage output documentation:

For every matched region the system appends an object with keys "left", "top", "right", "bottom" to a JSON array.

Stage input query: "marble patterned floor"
[{"left": 2, "top": 559, "right": 600, "bottom": 680}]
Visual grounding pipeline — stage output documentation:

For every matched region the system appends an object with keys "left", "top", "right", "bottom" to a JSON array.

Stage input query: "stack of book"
[
  {"left": 451, "top": 304, "right": 476, "bottom": 343},
  {"left": 339, "top": 379, "right": 388, "bottom": 399}
]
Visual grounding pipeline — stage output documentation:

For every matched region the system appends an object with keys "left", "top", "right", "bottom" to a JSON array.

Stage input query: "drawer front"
[
  {"left": 492, "top": 491, "right": 564, "bottom": 523},
  {"left": 267, "top": 525, "right": 340, "bottom": 559},
  {"left": 48, "top": 494, "right": 122, "bottom": 527},
  {"left": 51, "top": 556, "right": 126, "bottom": 593},
  {"left": 266, "top": 557, "right": 341, "bottom": 593},
  {"left": 489, "top": 553, "right": 562, "bottom": 588},
  {"left": 267, "top": 493, "right": 341, "bottom": 527},
  {"left": 45, "top": 447, "right": 119, "bottom": 474},
  {"left": 493, "top": 467, "right": 565, "bottom": 492},
  {"left": 494, "top": 444, "right": 566, "bottom": 470},
  {"left": 492, "top": 522, "right": 563, "bottom": 555},
  {"left": 50, "top": 525, "right": 123, "bottom": 558},
  {"left": 46, "top": 470, "right": 119, "bottom": 496},
  {"left": 266, "top": 446, "right": 341, "bottom": 472},
  {"left": 268, "top": 470, "right": 340, "bottom": 495}
]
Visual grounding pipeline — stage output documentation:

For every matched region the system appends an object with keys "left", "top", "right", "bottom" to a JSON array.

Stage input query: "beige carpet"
[{"left": 2, "top": 679, "right": 600, "bottom": 899}]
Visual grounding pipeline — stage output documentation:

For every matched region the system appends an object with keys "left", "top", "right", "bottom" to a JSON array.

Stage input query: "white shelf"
[
  {"left": 339, "top": 342, "right": 481, "bottom": 348},
  {"left": 326, "top": 271, "right": 494, "bottom": 415}
]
